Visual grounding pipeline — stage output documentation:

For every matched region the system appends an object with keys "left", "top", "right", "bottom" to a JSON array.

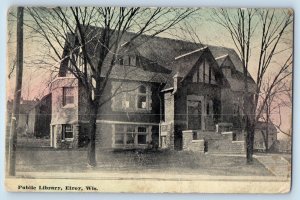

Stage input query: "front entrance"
[
  {"left": 187, "top": 100, "right": 202, "bottom": 130},
  {"left": 187, "top": 95, "right": 205, "bottom": 130}
]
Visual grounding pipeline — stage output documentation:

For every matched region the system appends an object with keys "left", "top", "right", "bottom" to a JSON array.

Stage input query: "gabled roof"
[
  {"left": 59, "top": 26, "right": 256, "bottom": 91},
  {"left": 226, "top": 72, "right": 256, "bottom": 92},
  {"left": 216, "top": 54, "right": 235, "bottom": 69}
]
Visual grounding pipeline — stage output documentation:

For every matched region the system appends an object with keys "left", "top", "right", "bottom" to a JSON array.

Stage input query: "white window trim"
[
  {"left": 62, "top": 87, "right": 75, "bottom": 107},
  {"left": 62, "top": 124, "right": 74, "bottom": 142}
]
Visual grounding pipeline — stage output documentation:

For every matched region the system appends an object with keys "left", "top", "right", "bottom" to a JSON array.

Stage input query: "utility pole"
[{"left": 8, "top": 7, "right": 24, "bottom": 176}]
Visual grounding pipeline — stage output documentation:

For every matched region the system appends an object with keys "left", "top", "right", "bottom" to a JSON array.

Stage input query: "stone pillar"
[
  {"left": 160, "top": 122, "right": 174, "bottom": 150},
  {"left": 168, "top": 123, "right": 175, "bottom": 150},
  {"left": 182, "top": 130, "right": 193, "bottom": 151}
]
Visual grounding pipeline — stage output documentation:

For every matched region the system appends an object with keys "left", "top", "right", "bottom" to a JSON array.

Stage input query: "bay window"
[{"left": 63, "top": 87, "right": 74, "bottom": 106}]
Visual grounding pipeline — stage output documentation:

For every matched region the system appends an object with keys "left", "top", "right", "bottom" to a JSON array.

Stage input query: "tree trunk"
[
  {"left": 245, "top": 94, "right": 255, "bottom": 163},
  {"left": 265, "top": 113, "right": 270, "bottom": 152},
  {"left": 87, "top": 102, "right": 98, "bottom": 167},
  {"left": 246, "top": 121, "right": 255, "bottom": 163},
  {"left": 8, "top": 7, "right": 24, "bottom": 176}
]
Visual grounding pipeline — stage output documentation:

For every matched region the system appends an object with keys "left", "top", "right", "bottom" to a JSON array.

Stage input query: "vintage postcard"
[{"left": 5, "top": 7, "right": 293, "bottom": 193}]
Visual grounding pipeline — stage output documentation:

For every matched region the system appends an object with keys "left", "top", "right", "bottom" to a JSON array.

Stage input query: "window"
[
  {"left": 62, "top": 124, "right": 73, "bottom": 140},
  {"left": 126, "top": 125, "right": 136, "bottom": 144},
  {"left": 137, "top": 127, "right": 147, "bottom": 144},
  {"left": 63, "top": 87, "right": 74, "bottom": 106},
  {"left": 129, "top": 56, "right": 136, "bottom": 66},
  {"left": 118, "top": 55, "right": 137, "bottom": 66},
  {"left": 114, "top": 125, "right": 150, "bottom": 147},
  {"left": 137, "top": 85, "right": 147, "bottom": 109},
  {"left": 112, "top": 82, "right": 151, "bottom": 111},
  {"left": 115, "top": 134, "right": 124, "bottom": 144},
  {"left": 123, "top": 56, "right": 130, "bottom": 65},
  {"left": 119, "top": 57, "right": 124, "bottom": 65},
  {"left": 206, "top": 102, "right": 210, "bottom": 115},
  {"left": 192, "top": 59, "right": 215, "bottom": 84}
]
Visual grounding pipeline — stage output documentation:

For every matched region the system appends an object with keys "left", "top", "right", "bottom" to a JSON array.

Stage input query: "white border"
[{"left": 0, "top": 1, "right": 298, "bottom": 199}]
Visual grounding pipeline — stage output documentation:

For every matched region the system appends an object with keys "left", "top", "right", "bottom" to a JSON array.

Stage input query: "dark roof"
[
  {"left": 30, "top": 93, "right": 52, "bottom": 110},
  {"left": 226, "top": 72, "right": 256, "bottom": 92},
  {"left": 6, "top": 99, "right": 37, "bottom": 114},
  {"left": 59, "top": 26, "right": 256, "bottom": 91}
]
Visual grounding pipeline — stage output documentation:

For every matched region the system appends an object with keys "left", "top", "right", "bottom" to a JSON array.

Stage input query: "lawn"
[{"left": 14, "top": 148, "right": 272, "bottom": 176}]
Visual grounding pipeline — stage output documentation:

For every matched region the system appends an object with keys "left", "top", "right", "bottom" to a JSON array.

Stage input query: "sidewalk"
[
  {"left": 15, "top": 170, "right": 290, "bottom": 182},
  {"left": 254, "top": 154, "right": 291, "bottom": 177}
]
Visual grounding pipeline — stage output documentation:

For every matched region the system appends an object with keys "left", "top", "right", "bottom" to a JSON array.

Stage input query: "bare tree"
[
  {"left": 8, "top": 7, "right": 24, "bottom": 176},
  {"left": 259, "top": 71, "right": 292, "bottom": 151},
  {"left": 26, "top": 7, "right": 197, "bottom": 166},
  {"left": 212, "top": 8, "right": 293, "bottom": 162}
]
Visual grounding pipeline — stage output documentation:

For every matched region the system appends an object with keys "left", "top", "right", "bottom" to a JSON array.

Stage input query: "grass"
[{"left": 15, "top": 147, "right": 272, "bottom": 176}]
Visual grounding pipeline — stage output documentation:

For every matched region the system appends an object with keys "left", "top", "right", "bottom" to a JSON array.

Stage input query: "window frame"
[
  {"left": 62, "top": 87, "right": 75, "bottom": 106},
  {"left": 112, "top": 82, "right": 152, "bottom": 112},
  {"left": 192, "top": 59, "right": 217, "bottom": 84},
  {"left": 62, "top": 124, "right": 74, "bottom": 141},
  {"left": 136, "top": 85, "right": 149, "bottom": 110},
  {"left": 113, "top": 124, "right": 150, "bottom": 147}
]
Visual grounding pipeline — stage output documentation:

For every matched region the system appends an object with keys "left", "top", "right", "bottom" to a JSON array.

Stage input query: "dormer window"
[
  {"left": 118, "top": 55, "right": 137, "bottom": 66},
  {"left": 129, "top": 56, "right": 136, "bottom": 66}
]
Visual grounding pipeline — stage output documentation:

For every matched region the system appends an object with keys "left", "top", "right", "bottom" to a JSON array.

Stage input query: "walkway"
[{"left": 254, "top": 154, "right": 291, "bottom": 177}]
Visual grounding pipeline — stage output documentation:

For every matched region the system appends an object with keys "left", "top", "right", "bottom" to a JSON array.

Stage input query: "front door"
[{"left": 187, "top": 100, "right": 202, "bottom": 130}]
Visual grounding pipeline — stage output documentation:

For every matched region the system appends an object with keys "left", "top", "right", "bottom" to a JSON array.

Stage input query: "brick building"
[{"left": 41, "top": 27, "right": 273, "bottom": 153}]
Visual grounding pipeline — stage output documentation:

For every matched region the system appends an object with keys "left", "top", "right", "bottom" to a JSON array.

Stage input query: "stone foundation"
[
  {"left": 182, "top": 130, "right": 205, "bottom": 153},
  {"left": 160, "top": 122, "right": 174, "bottom": 150}
]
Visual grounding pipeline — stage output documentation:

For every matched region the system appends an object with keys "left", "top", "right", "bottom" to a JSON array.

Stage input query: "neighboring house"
[
  {"left": 39, "top": 26, "right": 269, "bottom": 152},
  {"left": 6, "top": 98, "right": 36, "bottom": 136},
  {"left": 254, "top": 121, "right": 278, "bottom": 152},
  {"left": 27, "top": 93, "right": 52, "bottom": 138}
]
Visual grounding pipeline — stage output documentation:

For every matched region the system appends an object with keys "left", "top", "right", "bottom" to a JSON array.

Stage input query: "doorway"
[{"left": 187, "top": 100, "right": 202, "bottom": 130}]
